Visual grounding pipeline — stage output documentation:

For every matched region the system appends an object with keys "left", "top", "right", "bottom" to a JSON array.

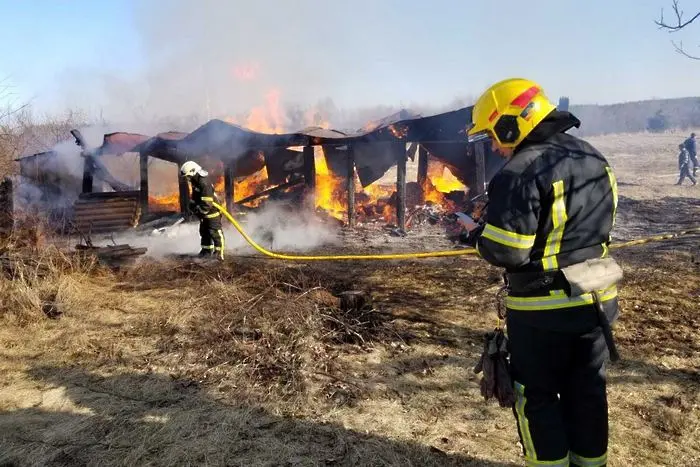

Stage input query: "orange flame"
[
  {"left": 314, "top": 148, "right": 345, "bottom": 219},
  {"left": 244, "top": 89, "right": 286, "bottom": 134},
  {"left": 149, "top": 192, "right": 181, "bottom": 212},
  {"left": 388, "top": 124, "right": 408, "bottom": 139},
  {"left": 235, "top": 166, "right": 269, "bottom": 206},
  {"left": 421, "top": 161, "right": 465, "bottom": 210},
  {"left": 146, "top": 87, "right": 467, "bottom": 222}
]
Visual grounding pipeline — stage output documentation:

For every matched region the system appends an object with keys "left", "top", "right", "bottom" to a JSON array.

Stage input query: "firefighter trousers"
[
  {"left": 507, "top": 316, "right": 609, "bottom": 467},
  {"left": 199, "top": 214, "right": 225, "bottom": 259}
]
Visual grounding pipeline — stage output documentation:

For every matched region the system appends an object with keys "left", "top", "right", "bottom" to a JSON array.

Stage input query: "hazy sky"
[{"left": 0, "top": 0, "right": 698, "bottom": 122}]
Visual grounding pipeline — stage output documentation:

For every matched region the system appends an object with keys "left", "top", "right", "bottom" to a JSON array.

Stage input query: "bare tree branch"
[
  {"left": 656, "top": 1, "right": 700, "bottom": 59},
  {"left": 672, "top": 40, "right": 700, "bottom": 60},
  {"left": 656, "top": 0, "right": 700, "bottom": 31}
]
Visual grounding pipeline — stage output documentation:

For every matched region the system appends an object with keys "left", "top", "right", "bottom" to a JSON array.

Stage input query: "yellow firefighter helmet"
[{"left": 467, "top": 78, "right": 557, "bottom": 149}]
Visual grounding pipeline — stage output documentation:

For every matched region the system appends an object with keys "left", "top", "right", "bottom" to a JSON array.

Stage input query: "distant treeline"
[{"left": 564, "top": 96, "right": 700, "bottom": 137}]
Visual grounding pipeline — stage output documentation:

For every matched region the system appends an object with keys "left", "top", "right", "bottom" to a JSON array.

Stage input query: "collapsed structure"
[{"left": 13, "top": 105, "right": 504, "bottom": 235}]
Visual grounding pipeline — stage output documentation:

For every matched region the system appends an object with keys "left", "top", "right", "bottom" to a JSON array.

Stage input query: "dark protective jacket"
[
  {"left": 684, "top": 136, "right": 696, "bottom": 158},
  {"left": 679, "top": 147, "right": 691, "bottom": 169},
  {"left": 474, "top": 111, "right": 619, "bottom": 320},
  {"left": 190, "top": 174, "right": 221, "bottom": 219}
]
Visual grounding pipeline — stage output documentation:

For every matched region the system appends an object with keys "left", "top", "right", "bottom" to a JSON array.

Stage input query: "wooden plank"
[
  {"left": 75, "top": 212, "right": 139, "bottom": 222},
  {"left": 75, "top": 197, "right": 139, "bottom": 205},
  {"left": 346, "top": 145, "right": 356, "bottom": 228},
  {"left": 395, "top": 143, "right": 407, "bottom": 231},
  {"left": 0, "top": 177, "right": 14, "bottom": 235},
  {"left": 224, "top": 164, "right": 234, "bottom": 213},
  {"left": 139, "top": 153, "right": 149, "bottom": 215},
  {"left": 74, "top": 222, "right": 135, "bottom": 231},
  {"left": 303, "top": 145, "right": 315, "bottom": 206},
  {"left": 474, "top": 142, "right": 486, "bottom": 196},
  {"left": 235, "top": 178, "right": 304, "bottom": 206},
  {"left": 74, "top": 205, "right": 138, "bottom": 214},
  {"left": 78, "top": 191, "right": 141, "bottom": 200},
  {"left": 75, "top": 244, "right": 133, "bottom": 252},
  {"left": 82, "top": 156, "right": 94, "bottom": 194},
  {"left": 417, "top": 145, "right": 428, "bottom": 187},
  {"left": 100, "top": 247, "right": 147, "bottom": 257},
  {"left": 74, "top": 205, "right": 137, "bottom": 213}
]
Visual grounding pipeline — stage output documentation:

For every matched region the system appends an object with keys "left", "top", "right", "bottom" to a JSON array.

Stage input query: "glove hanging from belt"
[{"left": 473, "top": 326, "right": 516, "bottom": 408}]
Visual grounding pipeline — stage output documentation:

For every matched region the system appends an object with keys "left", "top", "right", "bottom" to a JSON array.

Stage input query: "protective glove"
[
  {"left": 455, "top": 212, "right": 479, "bottom": 232},
  {"left": 473, "top": 328, "right": 516, "bottom": 408}
]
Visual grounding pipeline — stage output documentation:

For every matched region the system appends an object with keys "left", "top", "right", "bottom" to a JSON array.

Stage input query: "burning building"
[{"left": 13, "top": 105, "right": 504, "bottom": 236}]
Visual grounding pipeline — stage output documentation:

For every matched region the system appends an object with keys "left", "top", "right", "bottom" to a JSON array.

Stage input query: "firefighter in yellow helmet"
[{"left": 464, "top": 78, "right": 621, "bottom": 467}]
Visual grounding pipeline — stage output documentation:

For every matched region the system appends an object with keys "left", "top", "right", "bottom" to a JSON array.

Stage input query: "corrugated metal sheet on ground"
[{"left": 72, "top": 191, "right": 141, "bottom": 234}]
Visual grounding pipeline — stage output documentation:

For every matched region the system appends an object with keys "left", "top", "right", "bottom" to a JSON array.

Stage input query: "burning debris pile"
[{"left": 13, "top": 101, "right": 497, "bottom": 249}]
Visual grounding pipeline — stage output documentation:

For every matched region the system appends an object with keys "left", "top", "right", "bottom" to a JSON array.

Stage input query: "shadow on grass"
[{"left": 0, "top": 365, "right": 519, "bottom": 467}]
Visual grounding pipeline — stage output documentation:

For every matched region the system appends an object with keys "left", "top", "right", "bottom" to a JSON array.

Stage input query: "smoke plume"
[
  {"left": 55, "top": 0, "right": 472, "bottom": 131},
  {"left": 110, "top": 201, "right": 340, "bottom": 259}
]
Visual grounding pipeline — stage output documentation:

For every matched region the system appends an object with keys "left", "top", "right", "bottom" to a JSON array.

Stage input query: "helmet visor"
[{"left": 467, "top": 129, "right": 491, "bottom": 144}]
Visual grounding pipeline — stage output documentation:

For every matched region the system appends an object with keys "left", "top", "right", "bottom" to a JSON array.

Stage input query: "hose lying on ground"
[{"left": 211, "top": 201, "right": 700, "bottom": 261}]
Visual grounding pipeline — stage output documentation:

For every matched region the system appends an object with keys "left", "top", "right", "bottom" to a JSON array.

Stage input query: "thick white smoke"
[{"left": 108, "top": 201, "right": 340, "bottom": 259}]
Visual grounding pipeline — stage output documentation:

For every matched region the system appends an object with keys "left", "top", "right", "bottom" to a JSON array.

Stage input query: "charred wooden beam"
[
  {"left": 75, "top": 243, "right": 148, "bottom": 265},
  {"left": 396, "top": 143, "right": 407, "bottom": 232},
  {"left": 417, "top": 144, "right": 429, "bottom": 187},
  {"left": 139, "top": 152, "right": 149, "bottom": 215},
  {"left": 346, "top": 145, "right": 356, "bottom": 228},
  {"left": 75, "top": 244, "right": 133, "bottom": 252},
  {"left": 224, "top": 163, "right": 235, "bottom": 213},
  {"left": 235, "top": 177, "right": 304, "bottom": 206},
  {"left": 474, "top": 142, "right": 487, "bottom": 196},
  {"left": 81, "top": 156, "right": 94, "bottom": 194},
  {"left": 71, "top": 128, "right": 126, "bottom": 193},
  {"left": 303, "top": 145, "right": 316, "bottom": 205},
  {"left": 70, "top": 129, "right": 89, "bottom": 150}
]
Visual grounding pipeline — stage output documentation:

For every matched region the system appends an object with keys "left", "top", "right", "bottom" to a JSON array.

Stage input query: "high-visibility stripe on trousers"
[
  {"left": 508, "top": 317, "right": 609, "bottom": 466},
  {"left": 199, "top": 216, "right": 224, "bottom": 259}
]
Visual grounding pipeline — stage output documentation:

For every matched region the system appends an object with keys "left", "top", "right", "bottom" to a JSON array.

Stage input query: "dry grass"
[{"left": 0, "top": 130, "right": 699, "bottom": 466}]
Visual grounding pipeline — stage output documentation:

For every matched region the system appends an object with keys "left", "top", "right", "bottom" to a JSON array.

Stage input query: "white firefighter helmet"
[{"left": 179, "top": 160, "right": 208, "bottom": 177}]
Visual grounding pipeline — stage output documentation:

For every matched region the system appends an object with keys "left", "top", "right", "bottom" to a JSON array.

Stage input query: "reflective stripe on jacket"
[{"left": 476, "top": 111, "right": 618, "bottom": 311}]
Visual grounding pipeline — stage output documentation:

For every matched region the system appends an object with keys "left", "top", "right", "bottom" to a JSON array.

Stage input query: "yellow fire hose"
[{"left": 211, "top": 201, "right": 700, "bottom": 261}]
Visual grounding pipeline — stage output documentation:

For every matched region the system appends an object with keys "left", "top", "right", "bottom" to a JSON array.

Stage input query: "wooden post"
[
  {"left": 0, "top": 177, "right": 13, "bottom": 237},
  {"left": 224, "top": 163, "right": 234, "bottom": 213},
  {"left": 474, "top": 142, "right": 486, "bottom": 196},
  {"left": 395, "top": 143, "right": 407, "bottom": 231},
  {"left": 303, "top": 145, "right": 316, "bottom": 205},
  {"left": 417, "top": 144, "right": 429, "bottom": 187},
  {"left": 139, "top": 152, "right": 149, "bottom": 215},
  {"left": 346, "top": 145, "right": 356, "bottom": 228},
  {"left": 178, "top": 174, "right": 190, "bottom": 216},
  {"left": 81, "top": 156, "right": 94, "bottom": 194}
]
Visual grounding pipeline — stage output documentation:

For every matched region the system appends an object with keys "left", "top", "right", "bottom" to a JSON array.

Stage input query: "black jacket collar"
[{"left": 518, "top": 110, "right": 581, "bottom": 148}]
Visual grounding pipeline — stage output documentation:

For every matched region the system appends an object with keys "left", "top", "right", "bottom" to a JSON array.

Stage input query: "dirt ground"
[{"left": 1, "top": 129, "right": 698, "bottom": 467}]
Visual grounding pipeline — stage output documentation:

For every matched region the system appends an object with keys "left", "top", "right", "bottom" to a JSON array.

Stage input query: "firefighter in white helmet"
[{"left": 180, "top": 161, "right": 225, "bottom": 260}]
